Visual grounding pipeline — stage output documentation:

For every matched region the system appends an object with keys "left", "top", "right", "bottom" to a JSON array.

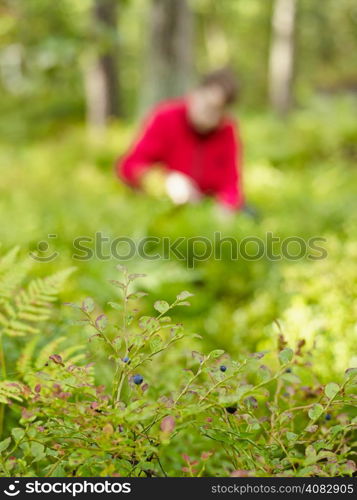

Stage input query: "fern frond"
[
  {"left": 17, "top": 336, "right": 90, "bottom": 385},
  {"left": 0, "top": 268, "right": 75, "bottom": 337},
  {"left": 0, "top": 381, "right": 24, "bottom": 404},
  {"left": 0, "top": 246, "right": 20, "bottom": 273},
  {"left": 60, "top": 345, "right": 87, "bottom": 364},
  {"left": 35, "top": 336, "right": 68, "bottom": 370},
  {"left": 16, "top": 336, "right": 40, "bottom": 380},
  {"left": 0, "top": 250, "right": 32, "bottom": 305}
]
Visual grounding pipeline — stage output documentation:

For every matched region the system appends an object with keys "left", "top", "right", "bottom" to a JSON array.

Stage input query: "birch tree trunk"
[
  {"left": 140, "top": 0, "right": 194, "bottom": 112},
  {"left": 268, "top": 0, "right": 297, "bottom": 115},
  {"left": 84, "top": 0, "right": 120, "bottom": 130}
]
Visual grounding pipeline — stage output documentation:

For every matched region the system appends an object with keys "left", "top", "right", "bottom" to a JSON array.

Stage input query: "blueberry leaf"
[
  {"left": 286, "top": 432, "right": 298, "bottom": 441},
  {"left": 0, "top": 437, "right": 11, "bottom": 453},
  {"left": 176, "top": 291, "right": 194, "bottom": 301},
  {"left": 128, "top": 273, "right": 147, "bottom": 281},
  {"left": 82, "top": 297, "right": 94, "bottom": 313},
  {"left": 154, "top": 300, "right": 170, "bottom": 314},
  {"left": 95, "top": 314, "right": 108, "bottom": 331},
  {"left": 108, "top": 280, "right": 126, "bottom": 290},
  {"left": 11, "top": 427, "right": 25, "bottom": 442},
  {"left": 324, "top": 383, "right": 339, "bottom": 399},
  {"left": 160, "top": 415, "right": 175, "bottom": 434},
  {"left": 278, "top": 348, "right": 293, "bottom": 365},
  {"left": 107, "top": 301, "right": 123, "bottom": 311},
  {"left": 308, "top": 404, "right": 324, "bottom": 420},
  {"left": 209, "top": 349, "right": 225, "bottom": 359}
]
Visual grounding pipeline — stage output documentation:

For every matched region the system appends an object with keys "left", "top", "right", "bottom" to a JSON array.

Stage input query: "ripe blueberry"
[
  {"left": 225, "top": 406, "right": 237, "bottom": 414},
  {"left": 133, "top": 374, "right": 143, "bottom": 385},
  {"left": 123, "top": 356, "right": 130, "bottom": 363},
  {"left": 220, "top": 365, "right": 227, "bottom": 372},
  {"left": 285, "top": 368, "right": 292, "bottom": 373},
  {"left": 325, "top": 413, "right": 332, "bottom": 421}
]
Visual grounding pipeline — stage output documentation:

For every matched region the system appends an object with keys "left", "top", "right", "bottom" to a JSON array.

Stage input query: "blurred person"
[{"left": 116, "top": 68, "right": 247, "bottom": 213}]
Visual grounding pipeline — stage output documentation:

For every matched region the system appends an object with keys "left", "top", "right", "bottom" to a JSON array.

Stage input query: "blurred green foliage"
[
  {"left": 0, "top": 0, "right": 357, "bottom": 138},
  {"left": 1, "top": 97, "right": 356, "bottom": 382}
]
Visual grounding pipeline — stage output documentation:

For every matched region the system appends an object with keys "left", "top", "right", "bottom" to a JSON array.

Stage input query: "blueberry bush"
[{"left": 0, "top": 265, "right": 356, "bottom": 477}]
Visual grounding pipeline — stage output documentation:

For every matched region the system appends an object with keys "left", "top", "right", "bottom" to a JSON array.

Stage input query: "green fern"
[
  {"left": 0, "top": 268, "right": 75, "bottom": 337},
  {"left": 0, "top": 381, "right": 24, "bottom": 404},
  {"left": 16, "top": 336, "right": 93, "bottom": 386},
  {"left": 14, "top": 336, "right": 39, "bottom": 380},
  {"left": 0, "top": 247, "right": 32, "bottom": 306},
  {"left": 0, "top": 248, "right": 76, "bottom": 437}
]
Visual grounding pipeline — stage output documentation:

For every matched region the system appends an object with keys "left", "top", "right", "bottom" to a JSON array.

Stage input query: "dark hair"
[{"left": 200, "top": 67, "right": 239, "bottom": 105}]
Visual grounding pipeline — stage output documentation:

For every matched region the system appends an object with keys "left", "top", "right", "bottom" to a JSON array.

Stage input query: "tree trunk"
[
  {"left": 141, "top": 0, "right": 194, "bottom": 112},
  {"left": 268, "top": 0, "right": 297, "bottom": 115},
  {"left": 84, "top": 0, "right": 120, "bottom": 129}
]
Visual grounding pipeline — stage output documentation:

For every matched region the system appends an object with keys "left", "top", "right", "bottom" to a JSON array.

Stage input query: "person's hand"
[
  {"left": 140, "top": 168, "right": 167, "bottom": 197},
  {"left": 165, "top": 172, "right": 202, "bottom": 205}
]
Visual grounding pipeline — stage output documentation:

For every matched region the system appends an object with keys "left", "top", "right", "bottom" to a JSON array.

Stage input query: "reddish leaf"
[
  {"left": 49, "top": 354, "right": 64, "bottom": 366},
  {"left": 231, "top": 470, "right": 251, "bottom": 477},
  {"left": 160, "top": 415, "right": 175, "bottom": 434}
]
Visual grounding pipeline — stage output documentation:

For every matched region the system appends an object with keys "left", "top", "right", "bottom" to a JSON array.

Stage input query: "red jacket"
[{"left": 116, "top": 99, "right": 244, "bottom": 209}]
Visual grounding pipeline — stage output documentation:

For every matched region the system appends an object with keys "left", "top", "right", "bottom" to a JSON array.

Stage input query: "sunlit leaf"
[
  {"left": 278, "top": 348, "right": 293, "bottom": 365},
  {"left": 154, "top": 300, "right": 170, "bottom": 314},
  {"left": 308, "top": 404, "right": 324, "bottom": 420}
]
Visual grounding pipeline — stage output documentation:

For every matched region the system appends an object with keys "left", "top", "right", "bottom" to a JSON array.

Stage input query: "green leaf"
[
  {"left": 324, "top": 382, "right": 339, "bottom": 399},
  {"left": 330, "top": 424, "right": 344, "bottom": 435},
  {"left": 82, "top": 297, "right": 94, "bottom": 313},
  {"left": 31, "top": 442, "right": 46, "bottom": 461},
  {"left": 286, "top": 432, "right": 298, "bottom": 441},
  {"left": 298, "top": 465, "right": 321, "bottom": 477},
  {"left": 128, "top": 273, "right": 146, "bottom": 281},
  {"left": 305, "top": 425, "right": 318, "bottom": 433},
  {"left": 95, "top": 314, "right": 108, "bottom": 331},
  {"left": 209, "top": 349, "right": 225, "bottom": 359},
  {"left": 159, "top": 316, "right": 171, "bottom": 323},
  {"left": 150, "top": 336, "right": 162, "bottom": 350},
  {"left": 305, "top": 445, "right": 317, "bottom": 457},
  {"left": 63, "top": 302, "right": 80, "bottom": 309},
  {"left": 308, "top": 404, "right": 324, "bottom": 421},
  {"left": 107, "top": 301, "right": 122, "bottom": 311},
  {"left": 344, "top": 368, "right": 357, "bottom": 380},
  {"left": 282, "top": 373, "right": 301, "bottom": 384},
  {"left": 0, "top": 437, "right": 11, "bottom": 453},
  {"left": 176, "top": 291, "right": 194, "bottom": 301},
  {"left": 139, "top": 316, "right": 160, "bottom": 331},
  {"left": 258, "top": 365, "right": 271, "bottom": 381},
  {"left": 236, "top": 384, "right": 253, "bottom": 400},
  {"left": 45, "top": 463, "right": 65, "bottom": 477},
  {"left": 154, "top": 300, "right": 170, "bottom": 314},
  {"left": 108, "top": 280, "right": 126, "bottom": 290},
  {"left": 11, "top": 427, "right": 25, "bottom": 442},
  {"left": 278, "top": 348, "right": 294, "bottom": 365}
]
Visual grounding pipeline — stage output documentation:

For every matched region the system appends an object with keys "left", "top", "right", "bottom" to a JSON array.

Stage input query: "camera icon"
[{"left": 4, "top": 481, "right": 20, "bottom": 496}]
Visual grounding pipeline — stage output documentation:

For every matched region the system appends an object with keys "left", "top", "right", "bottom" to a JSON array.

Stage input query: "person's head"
[{"left": 187, "top": 67, "right": 238, "bottom": 133}]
